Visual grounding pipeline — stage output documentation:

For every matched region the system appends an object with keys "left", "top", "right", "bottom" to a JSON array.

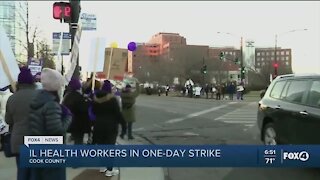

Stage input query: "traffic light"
[
  {"left": 219, "top": 52, "right": 224, "bottom": 60},
  {"left": 201, "top": 65, "right": 207, "bottom": 74},
  {"left": 53, "top": 2, "right": 72, "bottom": 23},
  {"left": 273, "top": 63, "right": 279, "bottom": 68},
  {"left": 203, "top": 65, "right": 207, "bottom": 74}
]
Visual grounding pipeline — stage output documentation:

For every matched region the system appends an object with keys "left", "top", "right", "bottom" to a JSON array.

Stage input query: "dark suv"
[{"left": 258, "top": 74, "right": 320, "bottom": 145}]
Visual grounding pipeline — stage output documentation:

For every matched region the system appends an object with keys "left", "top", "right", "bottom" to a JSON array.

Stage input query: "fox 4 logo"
[{"left": 283, "top": 151, "right": 310, "bottom": 162}]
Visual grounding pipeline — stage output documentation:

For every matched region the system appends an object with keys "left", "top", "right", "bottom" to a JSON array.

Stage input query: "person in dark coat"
[
  {"left": 62, "top": 78, "right": 90, "bottom": 144},
  {"left": 92, "top": 80, "right": 126, "bottom": 177},
  {"left": 28, "top": 68, "right": 72, "bottom": 180},
  {"left": 5, "top": 67, "right": 37, "bottom": 180},
  {"left": 120, "top": 84, "right": 139, "bottom": 140}
]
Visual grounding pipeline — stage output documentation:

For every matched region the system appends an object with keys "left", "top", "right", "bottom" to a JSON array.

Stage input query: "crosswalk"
[{"left": 214, "top": 102, "right": 258, "bottom": 127}]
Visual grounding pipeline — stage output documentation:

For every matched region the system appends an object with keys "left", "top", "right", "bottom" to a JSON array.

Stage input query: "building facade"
[
  {"left": 0, "top": 1, "right": 27, "bottom": 62},
  {"left": 255, "top": 47, "right": 292, "bottom": 74}
]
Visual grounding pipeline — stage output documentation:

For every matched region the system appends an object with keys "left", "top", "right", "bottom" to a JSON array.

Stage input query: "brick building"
[{"left": 255, "top": 47, "right": 292, "bottom": 73}]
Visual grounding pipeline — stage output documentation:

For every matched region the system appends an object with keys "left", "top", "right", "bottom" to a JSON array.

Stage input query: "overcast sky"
[{"left": 29, "top": 1, "right": 320, "bottom": 73}]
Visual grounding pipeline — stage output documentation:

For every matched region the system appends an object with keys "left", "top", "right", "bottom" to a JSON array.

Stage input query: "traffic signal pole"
[
  {"left": 240, "top": 36, "right": 244, "bottom": 83},
  {"left": 70, "top": 0, "right": 80, "bottom": 79},
  {"left": 274, "top": 34, "right": 278, "bottom": 77}
]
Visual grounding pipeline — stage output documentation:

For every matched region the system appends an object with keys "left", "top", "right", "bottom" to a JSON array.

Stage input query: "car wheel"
[{"left": 263, "top": 123, "right": 277, "bottom": 145}]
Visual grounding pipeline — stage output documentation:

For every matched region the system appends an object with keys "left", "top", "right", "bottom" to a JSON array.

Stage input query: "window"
[
  {"left": 286, "top": 62, "right": 289, "bottom": 66},
  {"left": 262, "top": 62, "right": 265, "bottom": 66},
  {"left": 281, "top": 51, "right": 285, "bottom": 55},
  {"left": 261, "top": 57, "right": 264, "bottom": 61},
  {"left": 270, "top": 81, "right": 287, "bottom": 99},
  {"left": 307, "top": 81, "right": 320, "bottom": 108},
  {"left": 270, "top": 57, "right": 274, "bottom": 61},
  {"left": 286, "top": 51, "right": 290, "bottom": 55},
  {"left": 271, "top": 52, "right": 275, "bottom": 56},
  {"left": 283, "top": 80, "right": 309, "bottom": 104},
  {"left": 286, "top": 57, "right": 289, "bottom": 61},
  {"left": 266, "top": 52, "right": 269, "bottom": 56},
  {"left": 256, "top": 58, "right": 260, "bottom": 61},
  {"left": 276, "top": 51, "right": 280, "bottom": 55},
  {"left": 257, "top": 62, "right": 260, "bottom": 66},
  {"left": 261, "top": 52, "right": 265, "bottom": 56},
  {"left": 281, "top": 57, "right": 285, "bottom": 61},
  {"left": 257, "top": 52, "right": 260, "bottom": 56}
]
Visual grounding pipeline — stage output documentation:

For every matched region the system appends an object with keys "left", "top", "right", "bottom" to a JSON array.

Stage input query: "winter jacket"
[
  {"left": 92, "top": 91, "right": 126, "bottom": 144},
  {"left": 5, "top": 84, "right": 37, "bottom": 154},
  {"left": 28, "top": 90, "right": 72, "bottom": 136},
  {"left": 121, "top": 88, "right": 139, "bottom": 123},
  {"left": 62, "top": 90, "right": 90, "bottom": 134}
]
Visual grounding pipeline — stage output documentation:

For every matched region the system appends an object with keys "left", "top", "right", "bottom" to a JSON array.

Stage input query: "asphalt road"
[{"left": 132, "top": 95, "right": 320, "bottom": 180}]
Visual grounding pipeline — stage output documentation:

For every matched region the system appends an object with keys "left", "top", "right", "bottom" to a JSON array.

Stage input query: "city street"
[
  {"left": 1, "top": 94, "right": 320, "bottom": 180},
  {"left": 132, "top": 94, "right": 320, "bottom": 180}
]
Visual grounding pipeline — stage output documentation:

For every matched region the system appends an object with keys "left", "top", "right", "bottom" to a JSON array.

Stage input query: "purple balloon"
[{"left": 128, "top": 42, "right": 137, "bottom": 51}]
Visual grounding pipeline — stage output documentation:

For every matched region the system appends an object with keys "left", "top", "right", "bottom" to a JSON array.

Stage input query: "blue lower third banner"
[{"left": 19, "top": 145, "right": 320, "bottom": 167}]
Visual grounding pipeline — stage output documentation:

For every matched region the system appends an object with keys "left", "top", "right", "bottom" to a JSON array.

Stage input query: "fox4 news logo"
[{"left": 283, "top": 151, "right": 310, "bottom": 162}]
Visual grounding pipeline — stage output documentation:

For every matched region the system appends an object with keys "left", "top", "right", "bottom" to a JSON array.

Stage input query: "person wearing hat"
[
  {"left": 92, "top": 80, "right": 126, "bottom": 177},
  {"left": 28, "top": 68, "right": 72, "bottom": 180},
  {"left": 5, "top": 66, "right": 37, "bottom": 180},
  {"left": 120, "top": 83, "right": 140, "bottom": 140},
  {"left": 62, "top": 78, "right": 90, "bottom": 144}
]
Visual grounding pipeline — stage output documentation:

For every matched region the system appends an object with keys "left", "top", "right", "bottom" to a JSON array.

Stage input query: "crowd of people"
[
  {"left": 0, "top": 67, "right": 139, "bottom": 180},
  {"left": 182, "top": 82, "right": 245, "bottom": 100}
]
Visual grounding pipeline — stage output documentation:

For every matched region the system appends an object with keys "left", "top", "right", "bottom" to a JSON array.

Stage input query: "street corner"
[{"left": 72, "top": 169, "right": 119, "bottom": 180}]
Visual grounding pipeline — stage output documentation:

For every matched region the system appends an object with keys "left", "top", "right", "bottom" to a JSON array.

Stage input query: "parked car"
[{"left": 257, "top": 74, "right": 320, "bottom": 145}]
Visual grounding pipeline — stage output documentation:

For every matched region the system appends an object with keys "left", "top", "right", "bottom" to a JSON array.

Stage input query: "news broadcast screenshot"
[{"left": 0, "top": 0, "right": 319, "bottom": 180}]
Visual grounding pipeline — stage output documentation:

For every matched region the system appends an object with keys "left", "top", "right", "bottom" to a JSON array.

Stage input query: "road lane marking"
[
  {"left": 165, "top": 102, "right": 237, "bottom": 124},
  {"left": 223, "top": 120, "right": 256, "bottom": 124}
]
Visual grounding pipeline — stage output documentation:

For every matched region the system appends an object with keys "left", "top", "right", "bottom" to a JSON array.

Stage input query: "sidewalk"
[{"left": 0, "top": 136, "right": 165, "bottom": 180}]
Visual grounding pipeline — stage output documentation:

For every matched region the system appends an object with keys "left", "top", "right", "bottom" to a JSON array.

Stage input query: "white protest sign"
[
  {"left": 24, "top": 136, "right": 63, "bottom": 147},
  {"left": 87, "top": 37, "right": 106, "bottom": 73},
  {"left": 65, "top": 23, "right": 82, "bottom": 84},
  {"left": 0, "top": 26, "right": 19, "bottom": 90},
  {"left": 80, "top": 13, "right": 97, "bottom": 31}
]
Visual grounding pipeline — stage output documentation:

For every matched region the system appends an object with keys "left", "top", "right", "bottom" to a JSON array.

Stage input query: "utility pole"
[
  {"left": 69, "top": 0, "right": 81, "bottom": 78},
  {"left": 274, "top": 34, "right": 278, "bottom": 77},
  {"left": 240, "top": 36, "right": 244, "bottom": 83}
]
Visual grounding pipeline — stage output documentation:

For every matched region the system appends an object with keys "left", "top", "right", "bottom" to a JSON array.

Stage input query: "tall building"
[
  {"left": 255, "top": 47, "right": 292, "bottom": 74},
  {"left": 0, "top": 1, "right": 27, "bottom": 62}
]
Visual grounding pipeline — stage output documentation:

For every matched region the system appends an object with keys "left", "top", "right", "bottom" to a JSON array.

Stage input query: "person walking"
[
  {"left": 5, "top": 67, "right": 37, "bottom": 180},
  {"left": 216, "top": 84, "right": 221, "bottom": 100},
  {"left": 62, "top": 78, "right": 90, "bottom": 144},
  {"left": 237, "top": 82, "right": 245, "bottom": 100},
  {"left": 165, "top": 84, "right": 170, "bottom": 96},
  {"left": 92, "top": 80, "right": 127, "bottom": 177},
  {"left": 204, "top": 84, "right": 210, "bottom": 99},
  {"left": 28, "top": 68, "right": 72, "bottom": 180},
  {"left": 120, "top": 84, "right": 139, "bottom": 140}
]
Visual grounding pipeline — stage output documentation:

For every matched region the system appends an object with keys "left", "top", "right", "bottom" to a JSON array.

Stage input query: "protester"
[
  {"left": 237, "top": 82, "right": 245, "bottom": 100},
  {"left": 28, "top": 68, "right": 72, "bottom": 180},
  {"left": 120, "top": 84, "right": 139, "bottom": 140},
  {"left": 92, "top": 80, "right": 127, "bottom": 177},
  {"left": 5, "top": 67, "right": 37, "bottom": 180},
  {"left": 34, "top": 72, "right": 42, "bottom": 89},
  {"left": 62, "top": 78, "right": 90, "bottom": 144}
]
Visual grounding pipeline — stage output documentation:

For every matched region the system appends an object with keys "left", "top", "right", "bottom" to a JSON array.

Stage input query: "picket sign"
[
  {"left": 65, "top": 23, "right": 83, "bottom": 84},
  {"left": 0, "top": 51, "right": 16, "bottom": 92},
  {"left": 0, "top": 26, "right": 19, "bottom": 92}
]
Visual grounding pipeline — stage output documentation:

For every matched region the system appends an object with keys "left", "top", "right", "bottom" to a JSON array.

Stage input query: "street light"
[
  {"left": 274, "top": 28, "right": 308, "bottom": 77},
  {"left": 217, "top": 32, "right": 244, "bottom": 82}
]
